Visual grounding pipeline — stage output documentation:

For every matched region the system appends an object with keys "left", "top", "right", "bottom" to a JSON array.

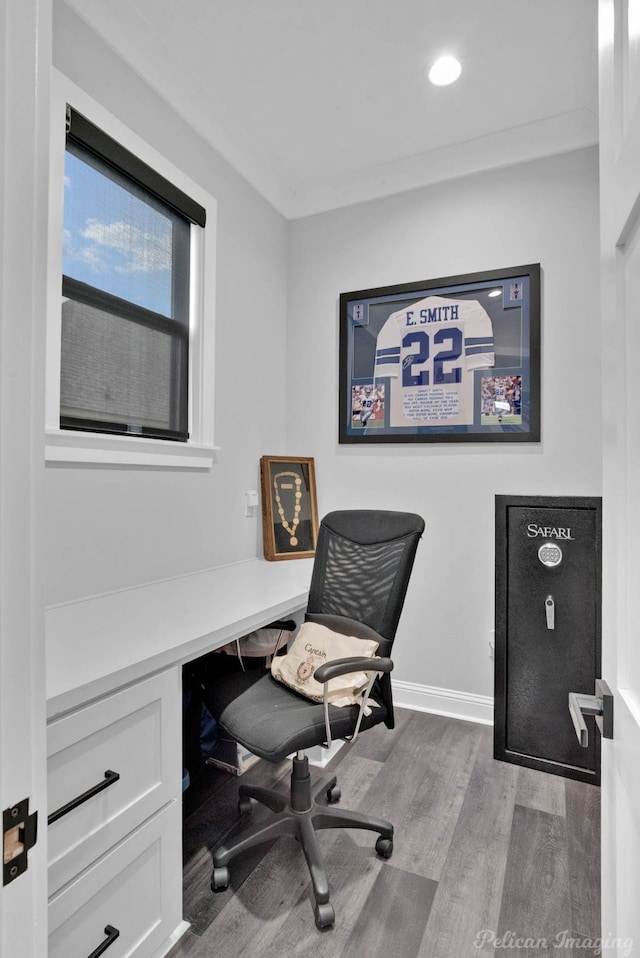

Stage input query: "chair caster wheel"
[
  {"left": 327, "top": 784, "right": 341, "bottom": 803},
  {"left": 314, "top": 901, "right": 335, "bottom": 929},
  {"left": 238, "top": 796, "right": 253, "bottom": 815},
  {"left": 211, "top": 866, "right": 230, "bottom": 891},
  {"left": 375, "top": 836, "right": 393, "bottom": 859}
]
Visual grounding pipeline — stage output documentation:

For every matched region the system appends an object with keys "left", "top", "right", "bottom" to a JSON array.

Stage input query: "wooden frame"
[
  {"left": 339, "top": 263, "right": 540, "bottom": 444},
  {"left": 260, "top": 456, "right": 319, "bottom": 561}
]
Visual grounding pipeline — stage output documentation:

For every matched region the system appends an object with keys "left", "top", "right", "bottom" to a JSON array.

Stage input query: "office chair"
[{"left": 203, "top": 509, "right": 425, "bottom": 929}]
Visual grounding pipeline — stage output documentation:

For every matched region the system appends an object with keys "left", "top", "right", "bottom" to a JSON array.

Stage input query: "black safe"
[{"left": 494, "top": 495, "right": 602, "bottom": 784}]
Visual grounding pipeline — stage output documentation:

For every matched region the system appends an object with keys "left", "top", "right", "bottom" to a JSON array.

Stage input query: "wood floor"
[{"left": 167, "top": 708, "right": 601, "bottom": 957}]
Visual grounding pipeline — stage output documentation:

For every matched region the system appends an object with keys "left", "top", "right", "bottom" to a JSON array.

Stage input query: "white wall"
[
  {"left": 286, "top": 148, "right": 601, "bottom": 703},
  {"left": 45, "top": 3, "right": 290, "bottom": 605}
]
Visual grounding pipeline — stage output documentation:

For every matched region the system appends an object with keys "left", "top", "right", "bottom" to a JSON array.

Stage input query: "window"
[{"left": 47, "top": 73, "right": 216, "bottom": 467}]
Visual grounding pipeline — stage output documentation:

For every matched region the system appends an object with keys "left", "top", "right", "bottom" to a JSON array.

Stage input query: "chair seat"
[{"left": 203, "top": 669, "right": 388, "bottom": 763}]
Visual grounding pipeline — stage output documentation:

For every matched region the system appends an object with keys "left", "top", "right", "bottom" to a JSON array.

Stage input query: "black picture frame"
[{"left": 339, "top": 263, "right": 540, "bottom": 444}]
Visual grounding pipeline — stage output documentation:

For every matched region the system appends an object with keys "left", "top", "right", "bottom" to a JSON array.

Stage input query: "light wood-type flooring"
[{"left": 167, "top": 708, "right": 601, "bottom": 957}]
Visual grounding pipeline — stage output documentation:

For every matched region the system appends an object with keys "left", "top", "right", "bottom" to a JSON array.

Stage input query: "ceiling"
[{"left": 62, "top": 0, "right": 599, "bottom": 219}]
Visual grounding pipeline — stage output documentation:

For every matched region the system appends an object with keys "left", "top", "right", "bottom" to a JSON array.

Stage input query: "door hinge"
[{"left": 3, "top": 798, "right": 38, "bottom": 886}]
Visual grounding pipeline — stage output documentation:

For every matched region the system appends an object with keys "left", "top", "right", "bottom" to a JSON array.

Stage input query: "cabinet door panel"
[
  {"left": 47, "top": 669, "right": 180, "bottom": 895},
  {"left": 48, "top": 802, "right": 182, "bottom": 958}
]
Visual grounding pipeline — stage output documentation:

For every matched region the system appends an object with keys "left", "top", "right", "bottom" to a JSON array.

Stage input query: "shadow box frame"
[
  {"left": 260, "top": 455, "right": 319, "bottom": 561},
  {"left": 338, "top": 263, "right": 541, "bottom": 444}
]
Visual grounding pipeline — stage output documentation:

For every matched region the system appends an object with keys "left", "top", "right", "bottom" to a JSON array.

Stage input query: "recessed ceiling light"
[
  {"left": 428, "top": 56, "right": 462, "bottom": 87},
  {"left": 488, "top": 289, "right": 502, "bottom": 297}
]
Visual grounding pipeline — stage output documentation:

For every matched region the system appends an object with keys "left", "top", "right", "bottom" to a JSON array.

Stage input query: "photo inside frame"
[
  {"left": 270, "top": 462, "right": 315, "bottom": 553},
  {"left": 260, "top": 456, "right": 318, "bottom": 560}
]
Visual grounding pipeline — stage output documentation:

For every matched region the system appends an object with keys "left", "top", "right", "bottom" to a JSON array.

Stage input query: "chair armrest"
[
  {"left": 315, "top": 656, "right": 393, "bottom": 751},
  {"left": 313, "top": 656, "right": 393, "bottom": 684}
]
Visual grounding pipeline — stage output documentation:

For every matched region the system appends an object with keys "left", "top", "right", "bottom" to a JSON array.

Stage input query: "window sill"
[{"left": 45, "top": 429, "right": 218, "bottom": 469}]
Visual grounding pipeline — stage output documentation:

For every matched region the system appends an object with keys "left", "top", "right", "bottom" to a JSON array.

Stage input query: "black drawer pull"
[
  {"left": 48, "top": 770, "right": 120, "bottom": 826},
  {"left": 87, "top": 925, "right": 120, "bottom": 958}
]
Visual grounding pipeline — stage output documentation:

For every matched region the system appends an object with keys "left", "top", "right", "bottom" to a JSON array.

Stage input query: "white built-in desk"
[
  {"left": 46, "top": 557, "right": 313, "bottom": 719},
  {"left": 45, "top": 557, "right": 313, "bottom": 958}
]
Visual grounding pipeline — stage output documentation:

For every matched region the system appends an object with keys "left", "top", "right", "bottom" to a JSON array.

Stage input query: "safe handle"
[
  {"left": 568, "top": 679, "right": 614, "bottom": 747},
  {"left": 545, "top": 595, "right": 555, "bottom": 630}
]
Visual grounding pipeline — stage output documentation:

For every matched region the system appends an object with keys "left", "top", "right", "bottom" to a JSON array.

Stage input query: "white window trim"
[{"left": 46, "top": 70, "right": 217, "bottom": 468}]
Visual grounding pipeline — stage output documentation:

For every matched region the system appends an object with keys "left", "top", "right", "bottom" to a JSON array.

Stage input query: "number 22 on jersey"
[{"left": 402, "top": 327, "right": 463, "bottom": 387}]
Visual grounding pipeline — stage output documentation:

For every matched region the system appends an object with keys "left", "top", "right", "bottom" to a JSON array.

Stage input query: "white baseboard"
[
  {"left": 153, "top": 921, "right": 191, "bottom": 958},
  {"left": 393, "top": 679, "right": 494, "bottom": 726}
]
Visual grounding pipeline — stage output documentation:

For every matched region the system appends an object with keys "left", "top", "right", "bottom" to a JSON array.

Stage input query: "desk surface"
[{"left": 46, "top": 557, "right": 313, "bottom": 719}]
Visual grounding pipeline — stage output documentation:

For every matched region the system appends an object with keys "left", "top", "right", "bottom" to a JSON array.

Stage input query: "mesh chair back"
[{"left": 307, "top": 510, "right": 425, "bottom": 655}]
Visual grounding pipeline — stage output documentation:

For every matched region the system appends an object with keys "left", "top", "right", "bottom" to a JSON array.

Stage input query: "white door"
[
  {"left": 599, "top": 1, "right": 640, "bottom": 953},
  {"left": 0, "top": 0, "right": 50, "bottom": 955}
]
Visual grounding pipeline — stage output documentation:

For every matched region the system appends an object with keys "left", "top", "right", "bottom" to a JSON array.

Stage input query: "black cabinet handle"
[
  {"left": 86, "top": 925, "right": 120, "bottom": 958},
  {"left": 48, "top": 770, "right": 120, "bottom": 826}
]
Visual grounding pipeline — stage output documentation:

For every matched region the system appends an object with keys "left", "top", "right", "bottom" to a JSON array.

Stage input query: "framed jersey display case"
[
  {"left": 260, "top": 455, "right": 319, "bottom": 561},
  {"left": 339, "top": 264, "right": 540, "bottom": 444}
]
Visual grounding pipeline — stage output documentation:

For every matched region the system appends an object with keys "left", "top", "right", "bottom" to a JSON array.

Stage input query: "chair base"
[{"left": 211, "top": 753, "right": 394, "bottom": 929}]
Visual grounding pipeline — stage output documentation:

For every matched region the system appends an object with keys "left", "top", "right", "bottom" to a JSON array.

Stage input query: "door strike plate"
[{"left": 3, "top": 798, "right": 38, "bottom": 886}]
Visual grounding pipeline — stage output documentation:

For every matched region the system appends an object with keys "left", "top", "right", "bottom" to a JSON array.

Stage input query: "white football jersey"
[{"left": 373, "top": 295, "right": 495, "bottom": 428}]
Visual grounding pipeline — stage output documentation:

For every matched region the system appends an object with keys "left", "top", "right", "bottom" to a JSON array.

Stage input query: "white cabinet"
[
  {"left": 48, "top": 803, "right": 182, "bottom": 958},
  {"left": 44, "top": 558, "right": 312, "bottom": 958},
  {"left": 47, "top": 670, "right": 183, "bottom": 957}
]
